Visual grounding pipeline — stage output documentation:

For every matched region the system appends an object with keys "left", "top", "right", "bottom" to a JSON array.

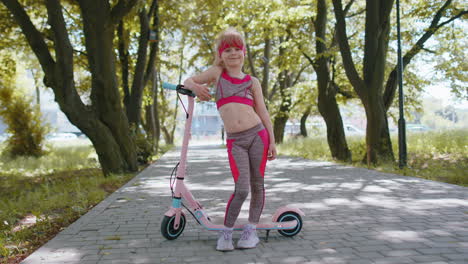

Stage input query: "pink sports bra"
[{"left": 215, "top": 71, "right": 254, "bottom": 109}]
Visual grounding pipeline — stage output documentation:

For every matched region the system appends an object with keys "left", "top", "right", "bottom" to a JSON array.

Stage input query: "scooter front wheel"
[
  {"left": 161, "top": 214, "right": 186, "bottom": 240},
  {"left": 277, "top": 212, "right": 302, "bottom": 237}
]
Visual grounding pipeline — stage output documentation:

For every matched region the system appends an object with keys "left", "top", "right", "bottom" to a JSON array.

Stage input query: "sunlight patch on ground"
[
  {"left": 323, "top": 198, "right": 363, "bottom": 209},
  {"left": 272, "top": 182, "right": 302, "bottom": 188},
  {"left": 266, "top": 177, "right": 291, "bottom": 182},
  {"left": 270, "top": 158, "right": 334, "bottom": 168},
  {"left": 377, "top": 230, "right": 427, "bottom": 242},
  {"left": 23, "top": 247, "right": 82, "bottom": 263},
  {"left": 415, "top": 198, "right": 468, "bottom": 207},
  {"left": 362, "top": 185, "right": 392, "bottom": 193},
  {"left": 290, "top": 202, "right": 332, "bottom": 211},
  {"left": 338, "top": 182, "right": 364, "bottom": 190},
  {"left": 183, "top": 183, "right": 233, "bottom": 191},
  {"left": 356, "top": 195, "right": 400, "bottom": 209}
]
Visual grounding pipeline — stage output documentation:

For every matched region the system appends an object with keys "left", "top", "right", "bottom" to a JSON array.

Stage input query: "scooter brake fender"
[
  {"left": 164, "top": 207, "right": 185, "bottom": 217},
  {"left": 272, "top": 206, "right": 305, "bottom": 222}
]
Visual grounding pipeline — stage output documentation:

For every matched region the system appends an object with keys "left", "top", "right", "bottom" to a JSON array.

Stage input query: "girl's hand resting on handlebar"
[{"left": 190, "top": 83, "right": 211, "bottom": 101}]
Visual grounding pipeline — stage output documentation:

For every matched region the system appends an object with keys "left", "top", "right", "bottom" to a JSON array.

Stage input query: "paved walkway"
[{"left": 22, "top": 144, "right": 468, "bottom": 264}]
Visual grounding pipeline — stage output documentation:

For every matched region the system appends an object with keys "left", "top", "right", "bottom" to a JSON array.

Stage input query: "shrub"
[
  {"left": 0, "top": 56, "right": 49, "bottom": 157},
  {"left": 129, "top": 124, "right": 153, "bottom": 165}
]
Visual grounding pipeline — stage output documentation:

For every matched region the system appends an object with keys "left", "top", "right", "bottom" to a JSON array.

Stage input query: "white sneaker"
[
  {"left": 216, "top": 228, "right": 234, "bottom": 251},
  {"left": 237, "top": 224, "right": 260, "bottom": 249}
]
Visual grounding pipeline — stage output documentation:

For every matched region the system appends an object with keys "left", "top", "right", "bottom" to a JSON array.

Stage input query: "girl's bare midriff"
[{"left": 219, "top": 103, "right": 261, "bottom": 133}]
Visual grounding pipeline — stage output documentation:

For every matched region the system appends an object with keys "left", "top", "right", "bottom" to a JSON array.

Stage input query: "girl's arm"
[
  {"left": 183, "top": 66, "right": 222, "bottom": 101},
  {"left": 251, "top": 77, "right": 277, "bottom": 160}
]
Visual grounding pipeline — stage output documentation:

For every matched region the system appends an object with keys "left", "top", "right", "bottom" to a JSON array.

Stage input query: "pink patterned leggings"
[{"left": 224, "top": 123, "right": 269, "bottom": 228}]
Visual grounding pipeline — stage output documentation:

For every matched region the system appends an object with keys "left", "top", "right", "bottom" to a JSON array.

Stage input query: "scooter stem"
[{"left": 175, "top": 96, "right": 194, "bottom": 189}]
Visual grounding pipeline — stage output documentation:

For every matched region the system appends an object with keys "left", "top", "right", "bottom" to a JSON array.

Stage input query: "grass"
[
  {"left": 278, "top": 129, "right": 468, "bottom": 187},
  {"left": 0, "top": 142, "right": 172, "bottom": 264}
]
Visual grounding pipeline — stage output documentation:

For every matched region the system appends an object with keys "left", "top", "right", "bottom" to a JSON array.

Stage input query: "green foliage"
[
  {"left": 0, "top": 143, "right": 171, "bottom": 261},
  {"left": 1, "top": 0, "right": 465, "bottom": 174},
  {"left": 0, "top": 55, "right": 49, "bottom": 157},
  {"left": 389, "top": 0, "right": 468, "bottom": 103},
  {"left": 0, "top": 145, "right": 99, "bottom": 260},
  {"left": 278, "top": 129, "right": 468, "bottom": 186},
  {"left": 0, "top": 145, "right": 98, "bottom": 177},
  {"left": 130, "top": 124, "right": 154, "bottom": 165},
  {"left": 0, "top": 168, "right": 135, "bottom": 261}
]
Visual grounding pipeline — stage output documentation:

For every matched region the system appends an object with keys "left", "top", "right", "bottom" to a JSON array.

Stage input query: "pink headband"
[{"left": 218, "top": 42, "right": 246, "bottom": 56}]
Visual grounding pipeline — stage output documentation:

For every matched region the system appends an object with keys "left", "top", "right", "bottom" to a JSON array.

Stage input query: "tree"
[
  {"left": 1, "top": 0, "right": 139, "bottom": 175},
  {"left": 332, "top": 0, "right": 397, "bottom": 164},
  {"left": 273, "top": 32, "right": 310, "bottom": 144},
  {"left": 302, "top": 0, "right": 353, "bottom": 161},
  {"left": 332, "top": 0, "right": 467, "bottom": 165},
  {"left": 117, "top": 0, "right": 159, "bottom": 129},
  {"left": 383, "top": 0, "right": 468, "bottom": 110}
]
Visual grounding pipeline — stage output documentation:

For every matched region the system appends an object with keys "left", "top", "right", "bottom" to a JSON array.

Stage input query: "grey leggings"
[{"left": 224, "top": 123, "right": 269, "bottom": 227}]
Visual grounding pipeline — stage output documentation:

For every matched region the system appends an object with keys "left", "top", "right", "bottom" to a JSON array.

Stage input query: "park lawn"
[
  {"left": 278, "top": 129, "right": 468, "bottom": 187},
  {"left": 0, "top": 143, "right": 171, "bottom": 264}
]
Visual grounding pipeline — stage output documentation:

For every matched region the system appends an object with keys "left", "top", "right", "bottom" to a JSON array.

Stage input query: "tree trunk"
[
  {"left": 299, "top": 106, "right": 310, "bottom": 137},
  {"left": 161, "top": 126, "right": 172, "bottom": 145},
  {"left": 332, "top": 0, "right": 394, "bottom": 165},
  {"left": 148, "top": 0, "right": 160, "bottom": 151},
  {"left": 361, "top": 0, "right": 394, "bottom": 164},
  {"left": 78, "top": 0, "right": 139, "bottom": 173},
  {"left": 150, "top": 70, "right": 160, "bottom": 151},
  {"left": 117, "top": 20, "right": 130, "bottom": 111},
  {"left": 2, "top": 0, "right": 140, "bottom": 175},
  {"left": 314, "top": 0, "right": 351, "bottom": 162},
  {"left": 273, "top": 69, "right": 292, "bottom": 144},
  {"left": 273, "top": 114, "right": 288, "bottom": 144},
  {"left": 261, "top": 37, "right": 271, "bottom": 99},
  {"left": 364, "top": 95, "right": 394, "bottom": 163},
  {"left": 126, "top": 9, "right": 149, "bottom": 127},
  {"left": 143, "top": 66, "right": 160, "bottom": 151},
  {"left": 318, "top": 91, "right": 352, "bottom": 161},
  {"left": 244, "top": 31, "right": 258, "bottom": 78},
  {"left": 119, "top": 0, "right": 159, "bottom": 129}
]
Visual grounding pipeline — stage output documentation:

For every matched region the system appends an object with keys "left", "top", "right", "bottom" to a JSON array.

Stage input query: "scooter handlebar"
[{"left": 162, "top": 82, "right": 196, "bottom": 97}]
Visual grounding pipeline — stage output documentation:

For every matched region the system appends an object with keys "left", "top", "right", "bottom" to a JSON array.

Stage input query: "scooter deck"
[{"left": 203, "top": 216, "right": 298, "bottom": 231}]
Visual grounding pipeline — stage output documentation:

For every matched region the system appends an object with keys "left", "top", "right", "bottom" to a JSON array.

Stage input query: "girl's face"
[{"left": 220, "top": 46, "right": 244, "bottom": 67}]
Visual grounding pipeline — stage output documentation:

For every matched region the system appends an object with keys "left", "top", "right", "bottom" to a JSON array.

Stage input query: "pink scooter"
[{"left": 160, "top": 82, "right": 304, "bottom": 241}]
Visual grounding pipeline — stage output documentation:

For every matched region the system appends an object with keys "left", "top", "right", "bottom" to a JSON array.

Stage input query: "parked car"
[
  {"left": 344, "top": 124, "right": 365, "bottom": 136},
  {"left": 46, "top": 132, "right": 78, "bottom": 141},
  {"left": 406, "top": 124, "right": 431, "bottom": 133}
]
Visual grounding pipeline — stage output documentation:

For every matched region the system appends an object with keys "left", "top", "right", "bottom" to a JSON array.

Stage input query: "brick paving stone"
[
  {"left": 381, "top": 249, "right": 420, "bottom": 257},
  {"left": 410, "top": 255, "right": 449, "bottom": 262},
  {"left": 442, "top": 253, "right": 468, "bottom": 261},
  {"left": 372, "top": 257, "right": 416, "bottom": 264},
  {"left": 21, "top": 145, "right": 468, "bottom": 264},
  {"left": 447, "top": 261, "right": 468, "bottom": 264}
]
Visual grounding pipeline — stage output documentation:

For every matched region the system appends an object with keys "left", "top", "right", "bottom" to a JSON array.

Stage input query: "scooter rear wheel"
[
  {"left": 161, "top": 214, "right": 186, "bottom": 240},
  {"left": 277, "top": 212, "right": 302, "bottom": 237}
]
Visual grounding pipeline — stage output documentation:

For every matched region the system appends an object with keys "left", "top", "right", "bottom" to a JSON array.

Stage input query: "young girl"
[{"left": 183, "top": 28, "right": 277, "bottom": 251}]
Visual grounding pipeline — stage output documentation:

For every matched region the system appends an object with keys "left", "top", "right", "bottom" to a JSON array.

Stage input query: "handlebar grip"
[
  {"left": 161, "top": 82, "right": 196, "bottom": 97},
  {"left": 162, "top": 82, "right": 178, "bottom": 91}
]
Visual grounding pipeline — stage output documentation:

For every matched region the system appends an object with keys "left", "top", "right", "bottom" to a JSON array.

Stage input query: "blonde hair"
[{"left": 213, "top": 28, "right": 246, "bottom": 67}]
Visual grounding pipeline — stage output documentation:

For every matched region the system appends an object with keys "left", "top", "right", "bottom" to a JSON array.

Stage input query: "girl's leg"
[
  {"left": 247, "top": 128, "right": 269, "bottom": 224},
  {"left": 237, "top": 129, "right": 268, "bottom": 249},
  {"left": 224, "top": 138, "right": 251, "bottom": 228},
  {"left": 218, "top": 138, "right": 250, "bottom": 251}
]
